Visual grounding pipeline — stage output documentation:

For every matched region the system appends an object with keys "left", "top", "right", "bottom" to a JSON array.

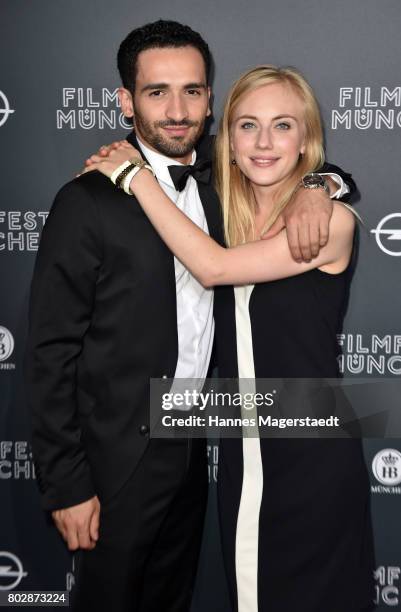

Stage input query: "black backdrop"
[{"left": 1, "top": 1, "right": 401, "bottom": 609}]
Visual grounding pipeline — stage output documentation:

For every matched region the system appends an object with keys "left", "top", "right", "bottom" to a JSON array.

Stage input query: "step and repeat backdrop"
[{"left": 1, "top": 1, "right": 400, "bottom": 610}]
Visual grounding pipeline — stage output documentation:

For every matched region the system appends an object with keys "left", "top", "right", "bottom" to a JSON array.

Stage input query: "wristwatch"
[{"left": 301, "top": 173, "right": 330, "bottom": 194}]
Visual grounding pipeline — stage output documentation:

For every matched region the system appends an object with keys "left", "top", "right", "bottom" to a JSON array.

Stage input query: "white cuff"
[
  {"left": 111, "top": 160, "right": 132, "bottom": 185},
  {"left": 122, "top": 166, "right": 142, "bottom": 194},
  {"left": 320, "top": 173, "right": 350, "bottom": 200}
]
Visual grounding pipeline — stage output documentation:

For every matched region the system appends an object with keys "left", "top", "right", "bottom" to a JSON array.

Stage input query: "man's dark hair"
[{"left": 117, "top": 19, "right": 212, "bottom": 93}]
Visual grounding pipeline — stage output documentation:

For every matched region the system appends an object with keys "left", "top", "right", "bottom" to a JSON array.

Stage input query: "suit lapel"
[
  {"left": 195, "top": 135, "right": 225, "bottom": 245},
  {"left": 126, "top": 131, "right": 149, "bottom": 163},
  {"left": 198, "top": 182, "right": 225, "bottom": 246}
]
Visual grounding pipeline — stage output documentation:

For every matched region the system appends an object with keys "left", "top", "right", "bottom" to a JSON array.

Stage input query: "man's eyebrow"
[
  {"left": 141, "top": 83, "right": 169, "bottom": 93},
  {"left": 184, "top": 82, "right": 207, "bottom": 89},
  {"left": 140, "top": 82, "right": 207, "bottom": 92}
]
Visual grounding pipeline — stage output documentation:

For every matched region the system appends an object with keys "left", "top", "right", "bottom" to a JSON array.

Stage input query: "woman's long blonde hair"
[{"left": 215, "top": 65, "right": 325, "bottom": 247}]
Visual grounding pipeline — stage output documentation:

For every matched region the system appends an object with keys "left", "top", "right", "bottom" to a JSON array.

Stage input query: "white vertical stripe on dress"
[{"left": 234, "top": 285, "right": 264, "bottom": 612}]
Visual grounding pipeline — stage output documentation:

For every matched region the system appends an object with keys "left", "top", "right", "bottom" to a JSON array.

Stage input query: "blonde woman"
[{"left": 85, "top": 66, "right": 375, "bottom": 612}]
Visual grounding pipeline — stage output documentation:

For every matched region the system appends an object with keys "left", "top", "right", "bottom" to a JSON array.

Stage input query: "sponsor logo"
[
  {"left": 0, "top": 442, "right": 36, "bottom": 480},
  {"left": 373, "top": 449, "right": 401, "bottom": 485},
  {"left": 371, "top": 213, "right": 401, "bottom": 257},
  {"left": 332, "top": 86, "right": 401, "bottom": 130},
  {"left": 0, "top": 552, "right": 27, "bottom": 591},
  {"left": 0, "top": 211, "right": 48, "bottom": 252},
  {"left": 57, "top": 88, "right": 132, "bottom": 130},
  {"left": 0, "top": 92, "right": 15, "bottom": 128},
  {"left": 371, "top": 449, "right": 401, "bottom": 495},
  {"left": 0, "top": 328, "right": 14, "bottom": 363},
  {"left": 374, "top": 566, "right": 400, "bottom": 607},
  {"left": 337, "top": 333, "right": 401, "bottom": 376}
]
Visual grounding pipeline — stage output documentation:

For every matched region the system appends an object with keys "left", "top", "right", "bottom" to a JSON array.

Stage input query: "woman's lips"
[{"left": 250, "top": 156, "right": 280, "bottom": 167}]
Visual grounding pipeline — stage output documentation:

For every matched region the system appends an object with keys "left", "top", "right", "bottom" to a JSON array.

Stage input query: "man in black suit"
[{"left": 27, "top": 19, "right": 355, "bottom": 612}]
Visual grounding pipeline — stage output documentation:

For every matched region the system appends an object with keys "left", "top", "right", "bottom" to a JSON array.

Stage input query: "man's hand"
[
  {"left": 52, "top": 495, "right": 100, "bottom": 551},
  {"left": 262, "top": 188, "right": 333, "bottom": 262}
]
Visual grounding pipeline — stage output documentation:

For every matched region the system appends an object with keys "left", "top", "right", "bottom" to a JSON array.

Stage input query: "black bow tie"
[{"left": 168, "top": 158, "right": 212, "bottom": 192}]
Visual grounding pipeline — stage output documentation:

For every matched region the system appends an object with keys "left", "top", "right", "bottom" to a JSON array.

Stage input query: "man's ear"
[
  {"left": 118, "top": 87, "right": 134, "bottom": 118},
  {"left": 206, "top": 86, "right": 212, "bottom": 117}
]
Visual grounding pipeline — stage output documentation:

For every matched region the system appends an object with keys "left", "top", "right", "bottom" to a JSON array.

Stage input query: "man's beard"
[{"left": 133, "top": 109, "right": 205, "bottom": 158}]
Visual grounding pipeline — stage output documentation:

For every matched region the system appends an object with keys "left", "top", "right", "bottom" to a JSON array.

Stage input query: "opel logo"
[
  {"left": 0, "top": 92, "right": 15, "bottom": 128},
  {"left": 0, "top": 552, "right": 28, "bottom": 590},
  {"left": 371, "top": 213, "right": 401, "bottom": 256}
]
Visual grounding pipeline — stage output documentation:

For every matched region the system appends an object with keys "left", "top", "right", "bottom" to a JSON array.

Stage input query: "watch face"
[{"left": 303, "top": 174, "right": 324, "bottom": 188}]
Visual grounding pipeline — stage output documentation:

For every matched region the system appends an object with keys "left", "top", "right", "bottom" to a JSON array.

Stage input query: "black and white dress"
[{"left": 214, "top": 268, "right": 375, "bottom": 612}]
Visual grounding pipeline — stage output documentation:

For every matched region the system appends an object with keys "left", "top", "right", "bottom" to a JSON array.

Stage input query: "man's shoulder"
[
  {"left": 43, "top": 174, "right": 111, "bottom": 234},
  {"left": 49, "top": 170, "right": 143, "bottom": 236},
  {"left": 56, "top": 170, "right": 115, "bottom": 201},
  {"left": 52, "top": 171, "right": 122, "bottom": 218}
]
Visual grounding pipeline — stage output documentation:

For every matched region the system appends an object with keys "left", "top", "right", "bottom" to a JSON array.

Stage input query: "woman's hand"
[
  {"left": 84, "top": 140, "right": 124, "bottom": 167},
  {"left": 80, "top": 140, "right": 143, "bottom": 179}
]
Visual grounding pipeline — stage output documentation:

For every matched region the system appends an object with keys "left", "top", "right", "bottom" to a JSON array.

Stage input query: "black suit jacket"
[{"left": 27, "top": 132, "right": 223, "bottom": 511}]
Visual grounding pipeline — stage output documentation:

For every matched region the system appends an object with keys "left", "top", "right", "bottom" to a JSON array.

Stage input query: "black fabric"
[
  {"left": 71, "top": 438, "right": 208, "bottom": 612},
  {"left": 319, "top": 160, "right": 357, "bottom": 202},
  {"left": 215, "top": 268, "right": 375, "bottom": 611}
]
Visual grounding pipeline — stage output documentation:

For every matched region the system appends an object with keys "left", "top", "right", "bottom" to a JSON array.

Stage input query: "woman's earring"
[{"left": 231, "top": 158, "right": 237, "bottom": 165}]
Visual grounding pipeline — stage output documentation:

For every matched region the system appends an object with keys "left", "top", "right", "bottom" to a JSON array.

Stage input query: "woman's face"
[{"left": 230, "top": 81, "right": 307, "bottom": 190}]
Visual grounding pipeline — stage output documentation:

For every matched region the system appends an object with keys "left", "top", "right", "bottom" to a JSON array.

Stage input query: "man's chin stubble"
[
  {"left": 147, "top": 133, "right": 200, "bottom": 159},
  {"left": 134, "top": 115, "right": 205, "bottom": 159}
]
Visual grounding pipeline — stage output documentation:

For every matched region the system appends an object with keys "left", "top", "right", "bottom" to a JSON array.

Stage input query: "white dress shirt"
[
  {"left": 137, "top": 137, "right": 215, "bottom": 387},
  {"left": 321, "top": 173, "right": 349, "bottom": 199}
]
